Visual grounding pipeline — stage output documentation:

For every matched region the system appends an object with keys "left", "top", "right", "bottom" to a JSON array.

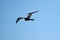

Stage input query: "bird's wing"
[
  {"left": 26, "top": 11, "right": 39, "bottom": 19},
  {"left": 16, "top": 17, "right": 23, "bottom": 24}
]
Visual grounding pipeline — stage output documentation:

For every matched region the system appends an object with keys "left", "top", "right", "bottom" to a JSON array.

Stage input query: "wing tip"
[{"left": 35, "top": 10, "right": 39, "bottom": 12}]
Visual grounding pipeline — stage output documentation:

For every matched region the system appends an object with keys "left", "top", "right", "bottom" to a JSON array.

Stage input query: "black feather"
[{"left": 16, "top": 17, "right": 23, "bottom": 23}]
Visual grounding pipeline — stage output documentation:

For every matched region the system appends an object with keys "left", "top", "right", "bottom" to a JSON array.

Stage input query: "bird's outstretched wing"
[
  {"left": 16, "top": 17, "right": 23, "bottom": 24},
  {"left": 26, "top": 11, "right": 39, "bottom": 19}
]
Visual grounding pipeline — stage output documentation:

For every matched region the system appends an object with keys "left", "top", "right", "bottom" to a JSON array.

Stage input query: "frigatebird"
[{"left": 16, "top": 11, "right": 39, "bottom": 24}]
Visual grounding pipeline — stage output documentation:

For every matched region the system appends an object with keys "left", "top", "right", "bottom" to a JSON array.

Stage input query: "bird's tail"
[{"left": 30, "top": 19, "right": 34, "bottom": 21}]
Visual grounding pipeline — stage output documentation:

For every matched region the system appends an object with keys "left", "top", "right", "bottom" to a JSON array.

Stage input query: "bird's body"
[
  {"left": 16, "top": 11, "right": 39, "bottom": 24},
  {"left": 24, "top": 18, "right": 30, "bottom": 21},
  {"left": 24, "top": 18, "right": 34, "bottom": 21}
]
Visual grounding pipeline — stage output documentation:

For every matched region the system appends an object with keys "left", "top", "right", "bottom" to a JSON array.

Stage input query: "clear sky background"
[{"left": 0, "top": 0, "right": 60, "bottom": 40}]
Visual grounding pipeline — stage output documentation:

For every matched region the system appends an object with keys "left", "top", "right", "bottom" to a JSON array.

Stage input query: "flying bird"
[{"left": 16, "top": 11, "right": 39, "bottom": 24}]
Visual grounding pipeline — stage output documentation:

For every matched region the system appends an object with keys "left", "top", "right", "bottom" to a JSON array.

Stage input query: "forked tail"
[{"left": 30, "top": 19, "right": 34, "bottom": 21}]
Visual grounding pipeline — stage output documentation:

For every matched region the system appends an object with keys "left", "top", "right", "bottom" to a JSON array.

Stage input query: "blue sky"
[{"left": 0, "top": 0, "right": 60, "bottom": 40}]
